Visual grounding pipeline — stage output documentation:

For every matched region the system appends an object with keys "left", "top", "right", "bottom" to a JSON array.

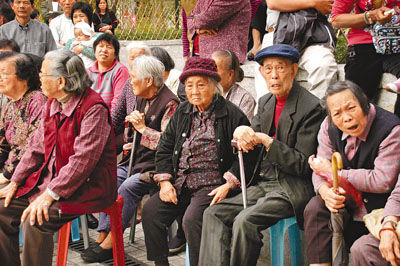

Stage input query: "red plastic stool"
[{"left": 56, "top": 195, "right": 125, "bottom": 266}]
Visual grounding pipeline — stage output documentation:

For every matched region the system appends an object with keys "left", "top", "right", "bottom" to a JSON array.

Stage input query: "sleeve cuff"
[
  {"left": 47, "top": 187, "right": 60, "bottom": 201},
  {"left": 223, "top": 171, "right": 240, "bottom": 188},
  {"left": 153, "top": 173, "right": 173, "bottom": 183}
]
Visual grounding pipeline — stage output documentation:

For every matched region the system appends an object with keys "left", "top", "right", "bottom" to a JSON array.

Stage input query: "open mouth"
[{"left": 347, "top": 125, "right": 358, "bottom": 131}]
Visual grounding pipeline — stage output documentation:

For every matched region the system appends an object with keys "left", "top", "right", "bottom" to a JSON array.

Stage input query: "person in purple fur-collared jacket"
[{"left": 187, "top": 0, "right": 251, "bottom": 64}]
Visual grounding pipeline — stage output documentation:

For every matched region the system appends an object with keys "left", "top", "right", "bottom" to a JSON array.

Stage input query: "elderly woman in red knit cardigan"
[{"left": 0, "top": 49, "right": 117, "bottom": 266}]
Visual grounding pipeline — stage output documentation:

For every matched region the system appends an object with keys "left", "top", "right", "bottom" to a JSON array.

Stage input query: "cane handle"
[{"left": 332, "top": 152, "right": 343, "bottom": 193}]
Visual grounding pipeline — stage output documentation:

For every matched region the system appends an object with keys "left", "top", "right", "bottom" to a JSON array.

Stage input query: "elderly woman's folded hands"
[{"left": 125, "top": 110, "right": 146, "bottom": 134}]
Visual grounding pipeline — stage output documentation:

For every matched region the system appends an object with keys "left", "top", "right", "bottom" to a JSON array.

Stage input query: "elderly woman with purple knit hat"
[{"left": 141, "top": 57, "right": 252, "bottom": 266}]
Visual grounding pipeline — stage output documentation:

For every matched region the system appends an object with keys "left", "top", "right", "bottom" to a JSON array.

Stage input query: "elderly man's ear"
[{"left": 291, "top": 63, "right": 299, "bottom": 76}]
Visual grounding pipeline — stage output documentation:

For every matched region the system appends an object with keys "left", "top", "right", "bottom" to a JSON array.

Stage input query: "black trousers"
[
  {"left": 345, "top": 43, "right": 400, "bottom": 115},
  {"left": 0, "top": 196, "right": 78, "bottom": 266},
  {"left": 142, "top": 187, "right": 213, "bottom": 266},
  {"left": 303, "top": 195, "right": 369, "bottom": 264}
]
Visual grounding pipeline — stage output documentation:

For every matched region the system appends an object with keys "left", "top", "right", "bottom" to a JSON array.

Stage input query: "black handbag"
[{"left": 273, "top": 8, "right": 336, "bottom": 52}]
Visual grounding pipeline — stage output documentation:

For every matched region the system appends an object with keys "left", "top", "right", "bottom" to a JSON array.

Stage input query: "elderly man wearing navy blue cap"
[{"left": 199, "top": 44, "right": 326, "bottom": 266}]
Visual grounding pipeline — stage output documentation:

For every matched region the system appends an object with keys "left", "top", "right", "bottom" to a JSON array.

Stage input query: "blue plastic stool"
[
  {"left": 70, "top": 217, "right": 80, "bottom": 242},
  {"left": 185, "top": 243, "right": 190, "bottom": 266},
  {"left": 269, "top": 217, "right": 302, "bottom": 266}
]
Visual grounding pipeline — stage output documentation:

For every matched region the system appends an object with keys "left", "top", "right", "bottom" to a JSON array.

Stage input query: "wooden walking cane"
[
  {"left": 231, "top": 140, "right": 247, "bottom": 209},
  {"left": 331, "top": 152, "right": 347, "bottom": 266}
]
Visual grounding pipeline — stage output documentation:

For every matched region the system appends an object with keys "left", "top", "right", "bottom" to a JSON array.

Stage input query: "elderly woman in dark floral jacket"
[
  {"left": 0, "top": 52, "right": 46, "bottom": 184},
  {"left": 141, "top": 57, "right": 252, "bottom": 266}
]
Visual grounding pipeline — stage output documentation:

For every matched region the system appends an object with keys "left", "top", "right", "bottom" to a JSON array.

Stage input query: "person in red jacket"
[{"left": 0, "top": 49, "right": 117, "bottom": 266}]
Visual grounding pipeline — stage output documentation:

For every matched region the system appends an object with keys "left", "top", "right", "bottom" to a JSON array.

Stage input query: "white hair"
[
  {"left": 131, "top": 55, "right": 165, "bottom": 88},
  {"left": 126, "top": 41, "right": 151, "bottom": 55}
]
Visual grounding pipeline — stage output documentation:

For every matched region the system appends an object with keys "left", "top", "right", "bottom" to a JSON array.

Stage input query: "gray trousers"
[
  {"left": 0, "top": 195, "right": 78, "bottom": 266},
  {"left": 199, "top": 180, "right": 295, "bottom": 266},
  {"left": 351, "top": 233, "right": 390, "bottom": 266}
]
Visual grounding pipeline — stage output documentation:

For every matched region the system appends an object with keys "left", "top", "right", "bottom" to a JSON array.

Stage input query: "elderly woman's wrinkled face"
[
  {"left": 185, "top": 75, "right": 215, "bottom": 112},
  {"left": 72, "top": 9, "right": 89, "bottom": 24},
  {"left": 327, "top": 89, "right": 368, "bottom": 137},
  {"left": 259, "top": 57, "right": 298, "bottom": 98},
  {"left": 40, "top": 59, "right": 65, "bottom": 99},
  {"left": 130, "top": 68, "right": 149, "bottom": 97},
  {"left": 0, "top": 58, "right": 28, "bottom": 100},
  {"left": 95, "top": 40, "right": 116, "bottom": 65}
]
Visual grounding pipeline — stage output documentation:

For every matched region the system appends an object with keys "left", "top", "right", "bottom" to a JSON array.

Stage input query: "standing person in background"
[
  {"left": 49, "top": 0, "right": 76, "bottom": 48},
  {"left": 87, "top": 33, "right": 129, "bottom": 112},
  {"left": 40, "top": 0, "right": 62, "bottom": 24},
  {"left": 0, "top": 0, "right": 56, "bottom": 57},
  {"left": 212, "top": 50, "right": 256, "bottom": 121},
  {"left": 187, "top": 0, "right": 251, "bottom": 64},
  {"left": 93, "top": 0, "right": 118, "bottom": 35},
  {"left": 331, "top": 0, "right": 400, "bottom": 116}
]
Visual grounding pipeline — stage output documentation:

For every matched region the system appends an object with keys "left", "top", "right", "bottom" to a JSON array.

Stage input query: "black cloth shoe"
[
  {"left": 81, "top": 245, "right": 112, "bottom": 263},
  {"left": 86, "top": 214, "right": 98, "bottom": 229},
  {"left": 168, "top": 235, "right": 186, "bottom": 256}
]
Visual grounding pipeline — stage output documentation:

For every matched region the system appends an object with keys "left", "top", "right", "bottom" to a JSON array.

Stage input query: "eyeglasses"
[
  {"left": 0, "top": 73, "right": 16, "bottom": 79},
  {"left": 261, "top": 64, "right": 288, "bottom": 74}
]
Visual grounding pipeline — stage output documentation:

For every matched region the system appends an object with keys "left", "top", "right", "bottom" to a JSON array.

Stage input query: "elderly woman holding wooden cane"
[
  {"left": 304, "top": 80, "right": 400, "bottom": 266},
  {"left": 141, "top": 57, "right": 251, "bottom": 266}
]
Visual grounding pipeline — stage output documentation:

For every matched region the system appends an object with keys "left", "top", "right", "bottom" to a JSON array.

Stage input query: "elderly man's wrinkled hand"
[
  {"left": 126, "top": 111, "right": 146, "bottom": 134},
  {"left": 308, "top": 155, "right": 331, "bottom": 174},
  {"left": 318, "top": 184, "right": 346, "bottom": 213},
  {"left": 313, "top": 0, "right": 333, "bottom": 15},
  {"left": 159, "top": 180, "right": 178, "bottom": 205},
  {"left": 208, "top": 183, "right": 232, "bottom": 206},
  {"left": 0, "top": 181, "right": 18, "bottom": 207},
  {"left": 233, "top": 126, "right": 258, "bottom": 152},
  {"left": 21, "top": 190, "right": 54, "bottom": 226},
  {"left": 379, "top": 226, "right": 400, "bottom": 266}
]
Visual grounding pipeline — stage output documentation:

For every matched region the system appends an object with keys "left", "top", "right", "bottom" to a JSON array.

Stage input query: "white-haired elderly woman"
[
  {"left": 0, "top": 49, "right": 117, "bottom": 266},
  {"left": 141, "top": 57, "right": 251, "bottom": 266},
  {"left": 112, "top": 41, "right": 151, "bottom": 142},
  {"left": 82, "top": 55, "right": 179, "bottom": 263}
]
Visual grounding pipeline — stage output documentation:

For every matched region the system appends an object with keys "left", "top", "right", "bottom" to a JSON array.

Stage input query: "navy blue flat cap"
[{"left": 254, "top": 44, "right": 300, "bottom": 65}]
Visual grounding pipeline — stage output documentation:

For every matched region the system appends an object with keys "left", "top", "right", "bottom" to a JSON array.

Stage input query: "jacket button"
[
  {"left": 86, "top": 178, "right": 90, "bottom": 182},
  {"left": 363, "top": 198, "right": 368, "bottom": 203},
  {"left": 217, "top": 139, "right": 220, "bottom": 142},
  {"left": 220, "top": 158, "right": 223, "bottom": 162},
  {"left": 182, "top": 133, "right": 186, "bottom": 137},
  {"left": 175, "top": 151, "right": 178, "bottom": 155}
]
